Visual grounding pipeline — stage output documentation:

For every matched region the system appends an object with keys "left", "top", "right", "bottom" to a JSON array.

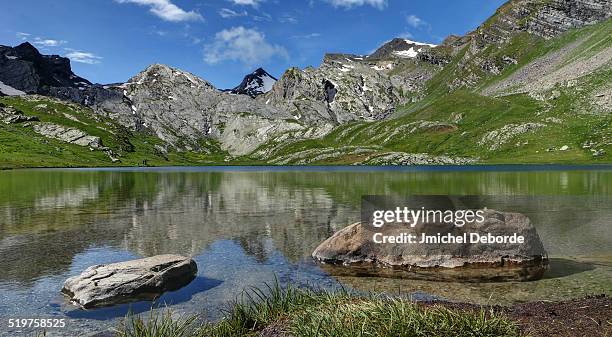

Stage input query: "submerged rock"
[
  {"left": 313, "top": 210, "right": 548, "bottom": 282},
  {"left": 62, "top": 255, "right": 197, "bottom": 308}
]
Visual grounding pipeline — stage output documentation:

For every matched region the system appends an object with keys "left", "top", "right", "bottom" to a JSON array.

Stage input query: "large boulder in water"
[
  {"left": 313, "top": 209, "right": 548, "bottom": 282},
  {"left": 62, "top": 255, "right": 197, "bottom": 308}
]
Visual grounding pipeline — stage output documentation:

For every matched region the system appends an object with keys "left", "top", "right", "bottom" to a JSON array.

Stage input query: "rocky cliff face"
[
  {"left": 0, "top": 42, "right": 90, "bottom": 94},
  {"left": 460, "top": 0, "right": 611, "bottom": 47},
  {"left": 262, "top": 48, "right": 439, "bottom": 124},
  {"left": 526, "top": 0, "right": 612, "bottom": 38},
  {"left": 94, "top": 64, "right": 326, "bottom": 155}
]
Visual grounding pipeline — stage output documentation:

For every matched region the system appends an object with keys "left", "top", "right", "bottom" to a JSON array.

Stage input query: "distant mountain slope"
[
  {"left": 253, "top": 17, "right": 611, "bottom": 165},
  {"left": 0, "top": 0, "right": 610, "bottom": 167},
  {"left": 230, "top": 68, "right": 277, "bottom": 97}
]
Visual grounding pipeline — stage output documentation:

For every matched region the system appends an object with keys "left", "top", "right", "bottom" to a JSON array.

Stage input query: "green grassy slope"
[
  {"left": 253, "top": 19, "right": 611, "bottom": 165},
  {"left": 0, "top": 96, "right": 230, "bottom": 169},
  {"left": 253, "top": 90, "right": 610, "bottom": 164}
]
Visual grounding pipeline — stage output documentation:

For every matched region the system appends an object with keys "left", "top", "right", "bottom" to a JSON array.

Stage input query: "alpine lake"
[{"left": 0, "top": 165, "right": 610, "bottom": 336}]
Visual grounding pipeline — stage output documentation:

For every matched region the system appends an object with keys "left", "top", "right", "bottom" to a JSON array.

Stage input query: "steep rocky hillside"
[
  {"left": 102, "top": 64, "right": 303, "bottom": 156},
  {"left": 0, "top": 0, "right": 610, "bottom": 167},
  {"left": 251, "top": 0, "right": 611, "bottom": 164}
]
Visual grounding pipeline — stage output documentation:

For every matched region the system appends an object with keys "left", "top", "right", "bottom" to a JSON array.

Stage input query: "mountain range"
[{"left": 0, "top": 0, "right": 610, "bottom": 168}]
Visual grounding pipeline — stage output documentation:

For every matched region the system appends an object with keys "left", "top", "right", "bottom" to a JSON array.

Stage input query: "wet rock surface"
[
  {"left": 62, "top": 255, "right": 197, "bottom": 309},
  {"left": 313, "top": 209, "right": 549, "bottom": 282}
]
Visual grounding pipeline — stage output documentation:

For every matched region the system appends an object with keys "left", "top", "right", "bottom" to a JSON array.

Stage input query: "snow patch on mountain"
[
  {"left": 393, "top": 47, "right": 420, "bottom": 58},
  {"left": 404, "top": 39, "right": 437, "bottom": 48},
  {"left": 0, "top": 81, "right": 26, "bottom": 96},
  {"left": 231, "top": 68, "right": 277, "bottom": 97},
  {"left": 392, "top": 41, "right": 437, "bottom": 59},
  {"left": 368, "top": 38, "right": 437, "bottom": 60}
]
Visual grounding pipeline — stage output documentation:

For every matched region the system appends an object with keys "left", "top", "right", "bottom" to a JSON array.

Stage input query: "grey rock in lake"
[
  {"left": 312, "top": 209, "right": 548, "bottom": 281},
  {"left": 62, "top": 254, "right": 197, "bottom": 308}
]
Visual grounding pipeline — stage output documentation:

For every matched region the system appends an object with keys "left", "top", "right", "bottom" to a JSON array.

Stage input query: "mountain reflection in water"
[{"left": 0, "top": 166, "right": 610, "bottom": 336}]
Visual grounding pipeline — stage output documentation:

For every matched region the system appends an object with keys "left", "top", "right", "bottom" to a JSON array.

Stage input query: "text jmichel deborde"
[{"left": 370, "top": 207, "right": 525, "bottom": 245}]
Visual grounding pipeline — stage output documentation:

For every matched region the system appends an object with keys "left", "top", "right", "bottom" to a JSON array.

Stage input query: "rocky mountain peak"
[
  {"left": 230, "top": 67, "right": 277, "bottom": 97},
  {"left": 13, "top": 42, "right": 41, "bottom": 59},
  {"left": 368, "top": 38, "right": 437, "bottom": 60},
  {"left": 125, "top": 63, "right": 216, "bottom": 92},
  {"left": 252, "top": 67, "right": 269, "bottom": 76},
  {"left": 0, "top": 42, "right": 91, "bottom": 94}
]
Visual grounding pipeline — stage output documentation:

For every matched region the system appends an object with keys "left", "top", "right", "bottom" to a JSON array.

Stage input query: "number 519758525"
[{"left": 7, "top": 318, "right": 66, "bottom": 328}]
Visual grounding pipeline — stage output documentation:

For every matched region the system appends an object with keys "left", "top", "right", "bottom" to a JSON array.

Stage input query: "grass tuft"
[
  {"left": 115, "top": 310, "right": 202, "bottom": 337},
  {"left": 115, "top": 282, "right": 521, "bottom": 337}
]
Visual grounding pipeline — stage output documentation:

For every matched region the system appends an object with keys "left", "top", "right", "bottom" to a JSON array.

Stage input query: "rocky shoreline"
[{"left": 420, "top": 295, "right": 612, "bottom": 337}]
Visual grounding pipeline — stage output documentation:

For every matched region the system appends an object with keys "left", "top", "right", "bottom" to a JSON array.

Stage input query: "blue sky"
[{"left": 0, "top": 0, "right": 506, "bottom": 88}]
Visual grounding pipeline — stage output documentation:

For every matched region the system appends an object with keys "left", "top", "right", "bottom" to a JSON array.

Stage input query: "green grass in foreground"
[{"left": 114, "top": 283, "right": 520, "bottom": 337}]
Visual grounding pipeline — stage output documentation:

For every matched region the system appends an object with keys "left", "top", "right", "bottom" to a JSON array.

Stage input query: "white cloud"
[
  {"left": 15, "top": 33, "right": 67, "bottom": 48},
  {"left": 279, "top": 14, "right": 298, "bottom": 24},
  {"left": 325, "top": 0, "right": 387, "bottom": 9},
  {"left": 252, "top": 12, "right": 273, "bottom": 21},
  {"left": 219, "top": 8, "right": 248, "bottom": 18},
  {"left": 65, "top": 49, "right": 103, "bottom": 64},
  {"left": 291, "top": 32, "right": 321, "bottom": 39},
  {"left": 33, "top": 38, "right": 67, "bottom": 47},
  {"left": 204, "top": 26, "right": 288, "bottom": 66},
  {"left": 115, "top": 0, "right": 202, "bottom": 22},
  {"left": 228, "top": 0, "right": 263, "bottom": 7},
  {"left": 16, "top": 32, "right": 31, "bottom": 41},
  {"left": 406, "top": 14, "right": 426, "bottom": 28},
  {"left": 398, "top": 31, "right": 414, "bottom": 39}
]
